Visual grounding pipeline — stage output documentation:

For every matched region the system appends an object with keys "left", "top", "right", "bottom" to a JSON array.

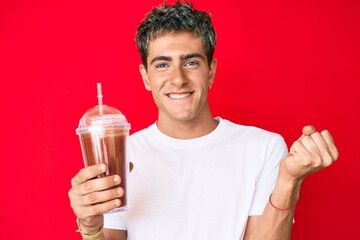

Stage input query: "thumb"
[{"left": 302, "top": 125, "right": 316, "bottom": 136}]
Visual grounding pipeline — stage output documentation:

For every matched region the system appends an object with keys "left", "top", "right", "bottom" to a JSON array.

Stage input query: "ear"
[
  {"left": 208, "top": 58, "right": 217, "bottom": 86},
  {"left": 139, "top": 64, "right": 151, "bottom": 91}
]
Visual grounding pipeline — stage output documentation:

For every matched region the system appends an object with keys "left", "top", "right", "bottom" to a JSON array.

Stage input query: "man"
[{"left": 68, "top": 1, "right": 338, "bottom": 239}]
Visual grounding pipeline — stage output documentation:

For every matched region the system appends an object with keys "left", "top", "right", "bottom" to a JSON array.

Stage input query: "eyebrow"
[
  {"left": 180, "top": 53, "right": 205, "bottom": 61},
  {"left": 149, "top": 53, "right": 205, "bottom": 65},
  {"left": 149, "top": 56, "right": 172, "bottom": 65}
]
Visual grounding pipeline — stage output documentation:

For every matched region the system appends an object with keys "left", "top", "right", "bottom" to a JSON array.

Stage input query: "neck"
[{"left": 157, "top": 107, "right": 218, "bottom": 139}]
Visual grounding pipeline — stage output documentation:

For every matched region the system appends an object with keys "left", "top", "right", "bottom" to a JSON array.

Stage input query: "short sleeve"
[
  {"left": 103, "top": 212, "right": 127, "bottom": 230},
  {"left": 249, "top": 134, "right": 288, "bottom": 215}
]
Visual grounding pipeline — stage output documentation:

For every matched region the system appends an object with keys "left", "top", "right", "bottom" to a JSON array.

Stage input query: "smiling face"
[{"left": 139, "top": 31, "right": 217, "bottom": 135}]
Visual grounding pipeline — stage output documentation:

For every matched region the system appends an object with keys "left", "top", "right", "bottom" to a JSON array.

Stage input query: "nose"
[{"left": 170, "top": 66, "right": 188, "bottom": 88}]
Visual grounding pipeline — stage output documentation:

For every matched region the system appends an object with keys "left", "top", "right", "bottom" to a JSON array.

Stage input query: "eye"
[
  {"left": 155, "top": 63, "right": 169, "bottom": 69},
  {"left": 184, "top": 61, "right": 199, "bottom": 67}
]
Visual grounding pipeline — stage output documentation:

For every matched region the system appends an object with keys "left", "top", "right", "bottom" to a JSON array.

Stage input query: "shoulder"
[
  {"left": 128, "top": 122, "right": 156, "bottom": 142},
  {"left": 220, "top": 118, "right": 285, "bottom": 145}
]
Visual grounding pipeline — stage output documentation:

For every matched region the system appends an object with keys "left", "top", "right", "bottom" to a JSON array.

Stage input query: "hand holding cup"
[{"left": 68, "top": 164, "right": 124, "bottom": 233}]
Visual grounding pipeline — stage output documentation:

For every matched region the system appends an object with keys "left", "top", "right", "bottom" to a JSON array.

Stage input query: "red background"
[{"left": 1, "top": 0, "right": 359, "bottom": 239}]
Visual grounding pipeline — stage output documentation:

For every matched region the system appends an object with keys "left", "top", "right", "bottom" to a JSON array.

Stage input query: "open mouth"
[{"left": 167, "top": 92, "right": 193, "bottom": 99}]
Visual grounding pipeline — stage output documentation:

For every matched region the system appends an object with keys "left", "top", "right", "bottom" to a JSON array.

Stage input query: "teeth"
[{"left": 168, "top": 93, "right": 191, "bottom": 99}]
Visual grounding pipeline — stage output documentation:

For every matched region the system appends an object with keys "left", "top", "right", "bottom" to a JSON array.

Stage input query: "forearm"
[{"left": 244, "top": 177, "right": 302, "bottom": 240}]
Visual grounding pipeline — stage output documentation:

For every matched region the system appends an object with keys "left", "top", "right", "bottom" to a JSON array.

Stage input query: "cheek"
[
  {"left": 147, "top": 76, "right": 161, "bottom": 92},
  {"left": 189, "top": 71, "right": 212, "bottom": 87},
  {"left": 148, "top": 73, "right": 167, "bottom": 90}
]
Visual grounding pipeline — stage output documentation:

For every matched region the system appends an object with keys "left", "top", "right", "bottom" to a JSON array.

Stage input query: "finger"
[
  {"left": 289, "top": 139, "right": 310, "bottom": 158},
  {"left": 297, "top": 125, "right": 316, "bottom": 142},
  {"left": 83, "top": 187, "right": 124, "bottom": 205},
  {"left": 321, "top": 130, "right": 339, "bottom": 161},
  {"left": 289, "top": 138, "right": 315, "bottom": 167},
  {"left": 300, "top": 135, "right": 321, "bottom": 155},
  {"left": 71, "top": 164, "right": 107, "bottom": 186},
  {"left": 302, "top": 125, "right": 316, "bottom": 136},
  {"left": 80, "top": 174, "right": 121, "bottom": 195},
  {"left": 89, "top": 199, "right": 122, "bottom": 216},
  {"left": 76, "top": 199, "right": 122, "bottom": 219},
  {"left": 310, "top": 132, "right": 334, "bottom": 167}
]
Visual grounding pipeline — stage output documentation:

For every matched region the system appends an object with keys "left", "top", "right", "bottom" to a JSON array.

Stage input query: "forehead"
[{"left": 147, "top": 32, "right": 206, "bottom": 59}]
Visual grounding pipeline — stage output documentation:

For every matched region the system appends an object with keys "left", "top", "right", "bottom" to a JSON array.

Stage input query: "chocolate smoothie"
[{"left": 79, "top": 128, "right": 128, "bottom": 208}]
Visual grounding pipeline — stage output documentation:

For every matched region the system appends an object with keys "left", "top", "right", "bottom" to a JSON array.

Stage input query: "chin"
[{"left": 171, "top": 113, "right": 198, "bottom": 122}]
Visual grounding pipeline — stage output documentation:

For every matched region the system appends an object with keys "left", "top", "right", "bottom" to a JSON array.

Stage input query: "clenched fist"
[{"left": 280, "top": 126, "right": 339, "bottom": 182}]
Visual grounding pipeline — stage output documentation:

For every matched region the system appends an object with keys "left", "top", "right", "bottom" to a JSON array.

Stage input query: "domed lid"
[{"left": 76, "top": 83, "right": 130, "bottom": 134}]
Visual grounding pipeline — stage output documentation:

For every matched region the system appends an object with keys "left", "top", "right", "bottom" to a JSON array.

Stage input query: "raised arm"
[{"left": 244, "top": 126, "right": 339, "bottom": 239}]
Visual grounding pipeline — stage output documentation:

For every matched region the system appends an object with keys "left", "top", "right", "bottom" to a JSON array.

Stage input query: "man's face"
[{"left": 139, "top": 31, "right": 217, "bottom": 124}]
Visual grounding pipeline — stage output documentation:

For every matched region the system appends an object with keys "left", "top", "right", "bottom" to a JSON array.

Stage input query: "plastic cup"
[{"left": 76, "top": 85, "right": 131, "bottom": 212}]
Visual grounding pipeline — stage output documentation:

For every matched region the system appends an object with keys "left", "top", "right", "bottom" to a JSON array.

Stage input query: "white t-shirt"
[{"left": 104, "top": 117, "right": 288, "bottom": 240}]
